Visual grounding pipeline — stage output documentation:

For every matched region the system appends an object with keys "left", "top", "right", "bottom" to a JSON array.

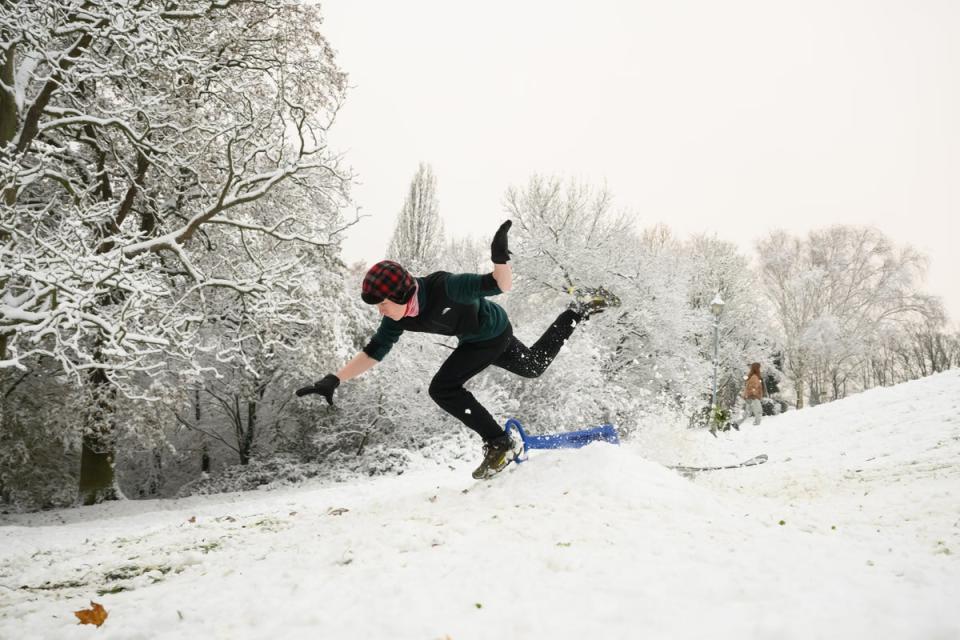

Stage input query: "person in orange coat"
[{"left": 742, "top": 362, "right": 765, "bottom": 426}]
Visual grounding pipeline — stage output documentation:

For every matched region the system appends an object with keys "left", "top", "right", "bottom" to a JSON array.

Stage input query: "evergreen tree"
[{"left": 386, "top": 163, "right": 445, "bottom": 272}]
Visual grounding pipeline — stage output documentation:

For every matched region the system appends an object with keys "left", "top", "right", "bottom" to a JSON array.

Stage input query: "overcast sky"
[{"left": 319, "top": 0, "right": 959, "bottom": 322}]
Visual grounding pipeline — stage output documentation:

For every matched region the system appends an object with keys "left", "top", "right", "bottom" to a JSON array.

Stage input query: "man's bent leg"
[
  {"left": 494, "top": 309, "right": 581, "bottom": 378},
  {"left": 428, "top": 331, "right": 511, "bottom": 442}
]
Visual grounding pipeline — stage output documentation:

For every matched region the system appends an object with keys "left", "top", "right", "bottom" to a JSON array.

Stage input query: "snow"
[{"left": 2, "top": 372, "right": 959, "bottom": 639}]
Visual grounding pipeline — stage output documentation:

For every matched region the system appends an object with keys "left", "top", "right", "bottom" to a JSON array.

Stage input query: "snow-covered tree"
[
  {"left": 442, "top": 235, "right": 486, "bottom": 274},
  {"left": 0, "top": 0, "right": 352, "bottom": 503},
  {"left": 386, "top": 163, "right": 444, "bottom": 272},
  {"left": 757, "top": 226, "right": 942, "bottom": 406},
  {"left": 755, "top": 231, "right": 820, "bottom": 407},
  {"left": 505, "top": 175, "right": 632, "bottom": 292},
  {"left": 503, "top": 176, "right": 707, "bottom": 432},
  {"left": 862, "top": 312, "right": 954, "bottom": 389},
  {"left": 683, "top": 234, "right": 779, "bottom": 412}
]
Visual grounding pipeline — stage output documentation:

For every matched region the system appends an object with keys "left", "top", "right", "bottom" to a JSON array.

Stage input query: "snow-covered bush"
[{"left": 0, "top": 369, "right": 81, "bottom": 511}]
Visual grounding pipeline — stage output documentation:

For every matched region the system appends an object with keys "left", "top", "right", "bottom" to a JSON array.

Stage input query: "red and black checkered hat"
[{"left": 361, "top": 260, "right": 416, "bottom": 305}]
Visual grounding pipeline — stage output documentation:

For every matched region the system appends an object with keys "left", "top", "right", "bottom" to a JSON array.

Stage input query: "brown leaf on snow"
[
  {"left": 327, "top": 507, "right": 349, "bottom": 516},
  {"left": 74, "top": 601, "right": 108, "bottom": 627},
  {"left": 188, "top": 516, "right": 196, "bottom": 523}
]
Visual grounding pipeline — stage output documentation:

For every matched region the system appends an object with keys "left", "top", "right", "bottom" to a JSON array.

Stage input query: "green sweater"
[{"left": 362, "top": 271, "right": 509, "bottom": 361}]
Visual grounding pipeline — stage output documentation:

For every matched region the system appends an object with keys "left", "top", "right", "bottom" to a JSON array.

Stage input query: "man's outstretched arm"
[
  {"left": 296, "top": 352, "right": 379, "bottom": 405},
  {"left": 336, "top": 352, "right": 379, "bottom": 382}
]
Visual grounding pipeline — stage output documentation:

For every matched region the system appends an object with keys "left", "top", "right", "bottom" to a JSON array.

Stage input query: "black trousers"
[{"left": 428, "top": 310, "right": 581, "bottom": 442}]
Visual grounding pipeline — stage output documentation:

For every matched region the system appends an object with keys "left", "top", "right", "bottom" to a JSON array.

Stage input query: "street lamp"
[{"left": 709, "top": 293, "right": 725, "bottom": 434}]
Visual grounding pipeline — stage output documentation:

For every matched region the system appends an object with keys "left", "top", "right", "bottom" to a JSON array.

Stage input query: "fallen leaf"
[
  {"left": 188, "top": 516, "right": 196, "bottom": 524},
  {"left": 327, "top": 507, "right": 349, "bottom": 516},
  {"left": 74, "top": 601, "right": 108, "bottom": 627},
  {"left": 289, "top": 511, "right": 298, "bottom": 516}
]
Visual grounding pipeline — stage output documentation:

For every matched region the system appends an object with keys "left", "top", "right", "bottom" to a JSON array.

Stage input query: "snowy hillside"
[{"left": 2, "top": 371, "right": 958, "bottom": 639}]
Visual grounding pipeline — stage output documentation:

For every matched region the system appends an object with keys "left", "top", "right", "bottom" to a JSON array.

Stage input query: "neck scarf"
[{"left": 403, "top": 282, "right": 420, "bottom": 317}]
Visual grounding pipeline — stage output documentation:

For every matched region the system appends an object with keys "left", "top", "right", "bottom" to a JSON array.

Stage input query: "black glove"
[
  {"left": 491, "top": 220, "right": 512, "bottom": 264},
  {"left": 295, "top": 373, "right": 340, "bottom": 405}
]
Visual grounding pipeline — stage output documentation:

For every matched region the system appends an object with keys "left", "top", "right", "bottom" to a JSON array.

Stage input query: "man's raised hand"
[{"left": 491, "top": 220, "right": 512, "bottom": 264}]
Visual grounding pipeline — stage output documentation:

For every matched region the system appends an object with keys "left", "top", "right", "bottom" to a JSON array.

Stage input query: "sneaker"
[
  {"left": 472, "top": 434, "right": 523, "bottom": 480},
  {"left": 567, "top": 286, "right": 621, "bottom": 319}
]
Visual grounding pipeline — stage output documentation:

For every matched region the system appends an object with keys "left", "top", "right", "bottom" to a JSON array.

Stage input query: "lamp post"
[{"left": 709, "top": 293, "right": 725, "bottom": 434}]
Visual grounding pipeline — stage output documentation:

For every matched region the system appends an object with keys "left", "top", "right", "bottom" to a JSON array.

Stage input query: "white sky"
[{"left": 319, "top": 0, "right": 959, "bottom": 321}]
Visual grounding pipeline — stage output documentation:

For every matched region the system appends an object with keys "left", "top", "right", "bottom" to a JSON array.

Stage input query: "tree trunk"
[
  {"left": 148, "top": 448, "right": 163, "bottom": 496},
  {"left": 78, "top": 432, "right": 120, "bottom": 505},
  {"left": 794, "top": 378, "right": 805, "bottom": 409},
  {"left": 78, "top": 369, "right": 121, "bottom": 505},
  {"left": 0, "top": 43, "right": 17, "bottom": 152},
  {"left": 239, "top": 400, "right": 256, "bottom": 465},
  {"left": 196, "top": 390, "right": 211, "bottom": 473}
]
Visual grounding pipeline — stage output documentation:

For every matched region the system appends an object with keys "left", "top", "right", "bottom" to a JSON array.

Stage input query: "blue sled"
[{"left": 504, "top": 418, "right": 619, "bottom": 463}]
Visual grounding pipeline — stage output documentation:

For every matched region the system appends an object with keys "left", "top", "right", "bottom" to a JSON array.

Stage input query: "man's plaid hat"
[{"left": 361, "top": 260, "right": 415, "bottom": 305}]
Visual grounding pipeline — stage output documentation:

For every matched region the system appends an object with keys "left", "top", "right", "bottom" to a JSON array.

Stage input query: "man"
[{"left": 297, "top": 221, "right": 619, "bottom": 479}]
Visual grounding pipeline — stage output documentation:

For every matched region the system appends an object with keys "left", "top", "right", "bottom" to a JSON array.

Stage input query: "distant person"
[
  {"left": 742, "top": 362, "right": 765, "bottom": 426},
  {"left": 295, "top": 221, "right": 620, "bottom": 479}
]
